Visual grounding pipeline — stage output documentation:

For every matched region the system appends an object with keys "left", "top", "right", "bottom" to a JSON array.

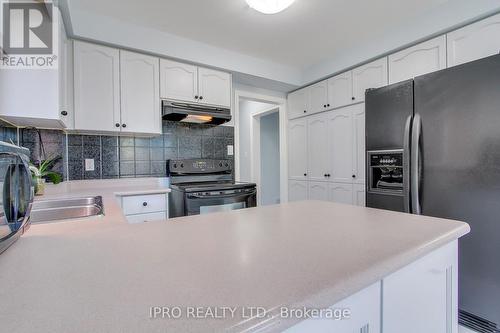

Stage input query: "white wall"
[
  {"left": 238, "top": 100, "right": 276, "bottom": 182},
  {"left": 260, "top": 111, "right": 280, "bottom": 205}
]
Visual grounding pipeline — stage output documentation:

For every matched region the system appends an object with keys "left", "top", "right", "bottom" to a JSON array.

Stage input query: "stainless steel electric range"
[{"left": 167, "top": 159, "right": 256, "bottom": 218}]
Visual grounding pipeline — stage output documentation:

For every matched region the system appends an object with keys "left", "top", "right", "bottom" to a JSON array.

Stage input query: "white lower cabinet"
[
  {"left": 118, "top": 193, "right": 169, "bottom": 224},
  {"left": 284, "top": 241, "right": 458, "bottom": 333},
  {"left": 328, "top": 183, "right": 353, "bottom": 205},
  {"left": 284, "top": 282, "right": 381, "bottom": 333},
  {"left": 308, "top": 182, "right": 329, "bottom": 201},
  {"left": 288, "top": 181, "right": 308, "bottom": 202}
]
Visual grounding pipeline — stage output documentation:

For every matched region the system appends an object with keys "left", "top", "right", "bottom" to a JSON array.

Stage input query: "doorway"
[{"left": 234, "top": 90, "right": 287, "bottom": 205}]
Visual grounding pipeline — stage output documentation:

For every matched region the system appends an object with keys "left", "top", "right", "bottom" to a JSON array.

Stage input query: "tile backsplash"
[{"left": 1, "top": 121, "right": 234, "bottom": 182}]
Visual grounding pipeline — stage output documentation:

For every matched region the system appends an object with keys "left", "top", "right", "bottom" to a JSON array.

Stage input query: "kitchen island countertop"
[{"left": 0, "top": 188, "right": 469, "bottom": 332}]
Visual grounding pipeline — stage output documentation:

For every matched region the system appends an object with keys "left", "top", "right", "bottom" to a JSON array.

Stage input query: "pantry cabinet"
[
  {"left": 327, "top": 107, "right": 353, "bottom": 184},
  {"left": 288, "top": 118, "right": 308, "bottom": 180},
  {"left": 447, "top": 13, "right": 500, "bottom": 67},
  {"left": 307, "top": 114, "right": 329, "bottom": 182},
  {"left": 74, "top": 41, "right": 121, "bottom": 132},
  {"left": 160, "top": 59, "right": 231, "bottom": 108},
  {"left": 120, "top": 51, "right": 161, "bottom": 134},
  {"left": 327, "top": 71, "right": 353, "bottom": 109},
  {"left": 288, "top": 89, "right": 309, "bottom": 119},
  {"left": 352, "top": 58, "right": 388, "bottom": 102},
  {"left": 308, "top": 181, "right": 329, "bottom": 201},
  {"left": 388, "top": 36, "right": 446, "bottom": 84},
  {"left": 288, "top": 180, "right": 308, "bottom": 202},
  {"left": 309, "top": 81, "right": 329, "bottom": 114}
]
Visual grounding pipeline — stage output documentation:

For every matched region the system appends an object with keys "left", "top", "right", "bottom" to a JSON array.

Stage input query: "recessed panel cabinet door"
[
  {"left": 352, "top": 58, "right": 388, "bottom": 102},
  {"left": 327, "top": 71, "right": 353, "bottom": 109},
  {"left": 160, "top": 59, "right": 198, "bottom": 102},
  {"left": 288, "top": 180, "right": 308, "bottom": 202},
  {"left": 307, "top": 114, "right": 329, "bottom": 182},
  {"left": 74, "top": 41, "right": 121, "bottom": 132},
  {"left": 198, "top": 67, "right": 231, "bottom": 107},
  {"left": 327, "top": 108, "right": 353, "bottom": 183},
  {"left": 120, "top": 51, "right": 160, "bottom": 134},
  {"left": 328, "top": 183, "right": 353, "bottom": 204},
  {"left": 309, "top": 80, "right": 328, "bottom": 114},
  {"left": 388, "top": 36, "right": 446, "bottom": 84},
  {"left": 352, "top": 104, "right": 366, "bottom": 184},
  {"left": 447, "top": 13, "right": 500, "bottom": 67},
  {"left": 288, "top": 118, "right": 308, "bottom": 180},
  {"left": 288, "top": 88, "right": 309, "bottom": 119},
  {"left": 308, "top": 181, "right": 328, "bottom": 201}
]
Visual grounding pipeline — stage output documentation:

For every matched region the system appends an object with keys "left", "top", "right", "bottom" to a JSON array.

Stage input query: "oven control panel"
[{"left": 167, "top": 159, "right": 232, "bottom": 175}]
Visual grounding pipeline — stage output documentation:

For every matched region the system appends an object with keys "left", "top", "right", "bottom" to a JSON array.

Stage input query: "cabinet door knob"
[
  {"left": 195, "top": 95, "right": 199, "bottom": 99},
  {"left": 122, "top": 124, "right": 127, "bottom": 128},
  {"left": 351, "top": 97, "right": 355, "bottom": 101},
  {"left": 142, "top": 202, "right": 148, "bottom": 207},
  {"left": 61, "top": 111, "right": 68, "bottom": 116},
  {"left": 199, "top": 96, "right": 203, "bottom": 100},
  {"left": 115, "top": 123, "right": 120, "bottom": 127}
]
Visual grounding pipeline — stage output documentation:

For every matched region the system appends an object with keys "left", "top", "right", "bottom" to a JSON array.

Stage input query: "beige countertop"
[{"left": 0, "top": 180, "right": 469, "bottom": 333}]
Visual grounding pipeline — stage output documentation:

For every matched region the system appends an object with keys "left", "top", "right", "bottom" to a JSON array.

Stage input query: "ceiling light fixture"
[{"left": 245, "top": 0, "right": 295, "bottom": 14}]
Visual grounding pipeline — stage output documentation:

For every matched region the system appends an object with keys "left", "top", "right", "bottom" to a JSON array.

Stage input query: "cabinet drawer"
[
  {"left": 126, "top": 212, "right": 166, "bottom": 224},
  {"left": 121, "top": 194, "right": 167, "bottom": 215}
]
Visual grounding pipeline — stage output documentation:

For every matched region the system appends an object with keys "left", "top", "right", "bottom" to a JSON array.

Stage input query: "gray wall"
[{"left": 260, "top": 112, "right": 280, "bottom": 206}]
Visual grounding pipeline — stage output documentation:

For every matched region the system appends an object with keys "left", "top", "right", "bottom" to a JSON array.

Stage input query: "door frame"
[
  {"left": 234, "top": 90, "right": 288, "bottom": 203},
  {"left": 250, "top": 106, "right": 280, "bottom": 205}
]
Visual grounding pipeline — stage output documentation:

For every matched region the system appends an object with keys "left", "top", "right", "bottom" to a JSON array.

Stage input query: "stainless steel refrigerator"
[{"left": 365, "top": 54, "right": 500, "bottom": 332}]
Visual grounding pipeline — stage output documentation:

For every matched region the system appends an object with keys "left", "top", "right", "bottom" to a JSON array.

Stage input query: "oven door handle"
[{"left": 187, "top": 189, "right": 256, "bottom": 200}]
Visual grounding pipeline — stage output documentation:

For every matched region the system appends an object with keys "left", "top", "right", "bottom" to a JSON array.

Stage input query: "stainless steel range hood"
[{"left": 162, "top": 100, "right": 231, "bottom": 125}]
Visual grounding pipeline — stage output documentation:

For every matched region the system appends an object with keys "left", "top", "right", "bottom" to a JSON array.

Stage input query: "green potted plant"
[{"left": 29, "top": 156, "right": 63, "bottom": 196}]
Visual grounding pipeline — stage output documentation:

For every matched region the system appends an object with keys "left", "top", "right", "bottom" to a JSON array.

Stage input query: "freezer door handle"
[
  {"left": 411, "top": 113, "right": 422, "bottom": 215},
  {"left": 403, "top": 115, "right": 412, "bottom": 213}
]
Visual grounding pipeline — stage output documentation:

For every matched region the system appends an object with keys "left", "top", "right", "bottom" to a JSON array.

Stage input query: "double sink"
[{"left": 30, "top": 196, "right": 104, "bottom": 224}]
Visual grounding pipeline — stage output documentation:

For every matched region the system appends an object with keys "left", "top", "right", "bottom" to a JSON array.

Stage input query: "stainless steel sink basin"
[{"left": 30, "top": 196, "right": 104, "bottom": 224}]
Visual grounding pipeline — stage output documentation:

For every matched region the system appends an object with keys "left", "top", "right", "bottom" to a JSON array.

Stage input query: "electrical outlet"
[
  {"left": 85, "top": 159, "right": 95, "bottom": 171},
  {"left": 227, "top": 145, "right": 234, "bottom": 156}
]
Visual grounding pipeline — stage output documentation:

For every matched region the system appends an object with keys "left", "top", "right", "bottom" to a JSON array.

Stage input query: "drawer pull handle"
[{"left": 142, "top": 202, "right": 148, "bottom": 207}]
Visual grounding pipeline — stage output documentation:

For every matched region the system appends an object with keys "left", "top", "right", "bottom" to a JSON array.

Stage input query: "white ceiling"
[{"left": 69, "top": 0, "right": 451, "bottom": 69}]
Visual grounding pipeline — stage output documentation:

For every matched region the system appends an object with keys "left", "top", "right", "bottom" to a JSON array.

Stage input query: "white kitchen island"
[{"left": 0, "top": 186, "right": 469, "bottom": 333}]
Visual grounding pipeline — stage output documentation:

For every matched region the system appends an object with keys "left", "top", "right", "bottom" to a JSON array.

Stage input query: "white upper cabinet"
[
  {"left": 74, "top": 41, "right": 121, "bottom": 132},
  {"left": 288, "top": 88, "right": 309, "bottom": 119},
  {"left": 288, "top": 118, "right": 308, "bottom": 180},
  {"left": 307, "top": 114, "right": 329, "bottom": 182},
  {"left": 388, "top": 36, "right": 446, "bottom": 84},
  {"left": 160, "top": 59, "right": 198, "bottom": 103},
  {"left": 352, "top": 104, "right": 365, "bottom": 184},
  {"left": 447, "top": 13, "right": 500, "bottom": 67},
  {"left": 309, "top": 81, "right": 329, "bottom": 114},
  {"left": 352, "top": 58, "right": 388, "bottom": 102},
  {"left": 308, "top": 181, "right": 329, "bottom": 201},
  {"left": 288, "top": 180, "right": 308, "bottom": 202},
  {"left": 327, "top": 108, "right": 353, "bottom": 184},
  {"left": 120, "top": 51, "right": 161, "bottom": 134},
  {"left": 327, "top": 71, "right": 353, "bottom": 109},
  {"left": 197, "top": 67, "right": 231, "bottom": 107},
  {"left": 328, "top": 183, "right": 353, "bottom": 205}
]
